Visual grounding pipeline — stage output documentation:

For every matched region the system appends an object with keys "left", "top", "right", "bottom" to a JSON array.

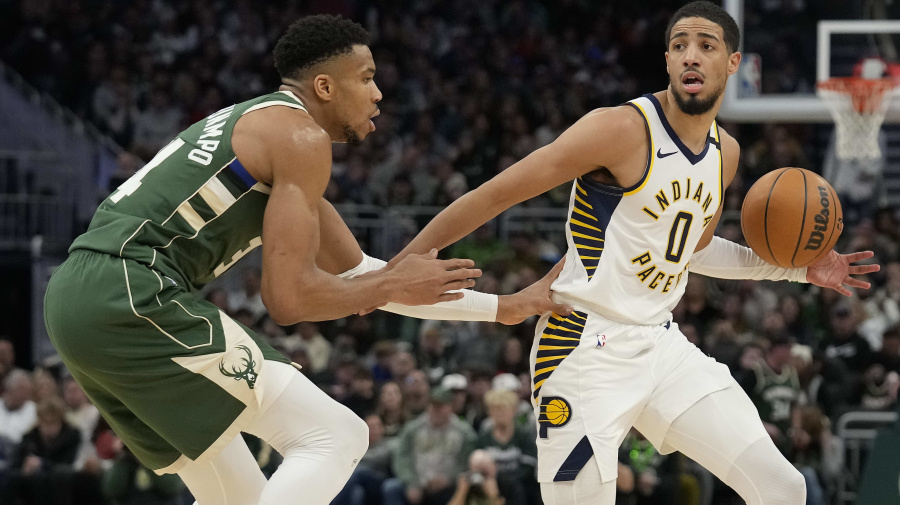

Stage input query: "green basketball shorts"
[{"left": 44, "top": 249, "right": 292, "bottom": 473}]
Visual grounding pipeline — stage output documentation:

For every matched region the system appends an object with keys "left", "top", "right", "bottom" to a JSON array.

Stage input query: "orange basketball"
[{"left": 741, "top": 167, "right": 843, "bottom": 268}]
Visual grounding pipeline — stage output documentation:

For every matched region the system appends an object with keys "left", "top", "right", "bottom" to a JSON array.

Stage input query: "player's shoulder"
[
  {"left": 233, "top": 103, "right": 330, "bottom": 184},
  {"left": 582, "top": 104, "right": 645, "bottom": 131},
  {"left": 571, "top": 105, "right": 646, "bottom": 149},
  {"left": 237, "top": 104, "right": 328, "bottom": 148}
]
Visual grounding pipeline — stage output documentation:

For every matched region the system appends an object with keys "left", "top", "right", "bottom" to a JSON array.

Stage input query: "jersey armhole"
[{"left": 621, "top": 102, "right": 653, "bottom": 196}]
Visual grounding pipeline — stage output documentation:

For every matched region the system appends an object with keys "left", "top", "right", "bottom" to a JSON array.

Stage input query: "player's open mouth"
[
  {"left": 682, "top": 72, "right": 704, "bottom": 93},
  {"left": 369, "top": 109, "right": 380, "bottom": 131}
]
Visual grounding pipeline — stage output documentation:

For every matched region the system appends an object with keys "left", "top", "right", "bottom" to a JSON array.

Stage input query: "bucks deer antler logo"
[{"left": 219, "top": 345, "right": 258, "bottom": 389}]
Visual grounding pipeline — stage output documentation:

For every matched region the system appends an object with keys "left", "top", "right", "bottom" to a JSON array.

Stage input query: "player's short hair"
[
  {"left": 274, "top": 14, "right": 370, "bottom": 81},
  {"left": 665, "top": 1, "right": 740, "bottom": 53}
]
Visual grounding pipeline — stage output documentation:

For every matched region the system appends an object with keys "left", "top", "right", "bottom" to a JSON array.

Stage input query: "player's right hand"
[
  {"left": 387, "top": 248, "right": 482, "bottom": 306},
  {"left": 495, "top": 258, "right": 573, "bottom": 325}
]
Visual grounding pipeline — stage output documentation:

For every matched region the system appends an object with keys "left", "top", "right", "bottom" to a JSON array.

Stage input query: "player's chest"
[{"left": 631, "top": 160, "right": 721, "bottom": 229}]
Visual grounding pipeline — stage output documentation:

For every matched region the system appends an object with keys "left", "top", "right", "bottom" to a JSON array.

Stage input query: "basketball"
[
  {"left": 741, "top": 167, "right": 843, "bottom": 268},
  {"left": 544, "top": 398, "right": 570, "bottom": 425}
]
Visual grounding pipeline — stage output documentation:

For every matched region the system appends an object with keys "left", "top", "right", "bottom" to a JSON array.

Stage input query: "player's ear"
[
  {"left": 664, "top": 51, "right": 669, "bottom": 74},
  {"left": 727, "top": 51, "right": 742, "bottom": 76},
  {"left": 312, "top": 74, "right": 334, "bottom": 102}
]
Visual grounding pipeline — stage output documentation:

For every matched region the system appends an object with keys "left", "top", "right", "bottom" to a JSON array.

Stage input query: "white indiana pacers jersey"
[{"left": 550, "top": 94, "right": 723, "bottom": 326}]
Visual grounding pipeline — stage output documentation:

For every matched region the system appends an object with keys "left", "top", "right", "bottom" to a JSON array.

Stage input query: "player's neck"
[
  {"left": 277, "top": 83, "right": 341, "bottom": 141},
  {"left": 660, "top": 89, "right": 719, "bottom": 154}
]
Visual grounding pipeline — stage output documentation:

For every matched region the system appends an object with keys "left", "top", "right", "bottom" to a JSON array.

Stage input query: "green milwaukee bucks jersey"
[
  {"left": 749, "top": 362, "right": 800, "bottom": 432},
  {"left": 70, "top": 91, "right": 308, "bottom": 291}
]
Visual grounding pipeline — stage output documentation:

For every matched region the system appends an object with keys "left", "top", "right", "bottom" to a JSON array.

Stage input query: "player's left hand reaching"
[
  {"left": 806, "top": 250, "right": 880, "bottom": 296},
  {"left": 496, "top": 258, "right": 574, "bottom": 325}
]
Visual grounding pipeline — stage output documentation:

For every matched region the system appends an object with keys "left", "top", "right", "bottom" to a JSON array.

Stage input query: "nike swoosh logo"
[{"left": 657, "top": 148, "right": 677, "bottom": 159}]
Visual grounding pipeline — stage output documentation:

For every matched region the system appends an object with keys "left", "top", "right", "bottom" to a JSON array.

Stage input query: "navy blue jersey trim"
[
  {"left": 643, "top": 94, "right": 714, "bottom": 165},
  {"left": 553, "top": 436, "right": 594, "bottom": 481}
]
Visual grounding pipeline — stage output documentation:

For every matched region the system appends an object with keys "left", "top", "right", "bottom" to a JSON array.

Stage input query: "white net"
[{"left": 817, "top": 78, "right": 898, "bottom": 160}]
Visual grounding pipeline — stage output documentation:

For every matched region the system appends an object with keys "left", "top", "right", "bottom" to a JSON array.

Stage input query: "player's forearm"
[
  {"left": 689, "top": 236, "right": 808, "bottom": 282},
  {"left": 263, "top": 267, "right": 397, "bottom": 324},
  {"left": 341, "top": 254, "right": 499, "bottom": 321}
]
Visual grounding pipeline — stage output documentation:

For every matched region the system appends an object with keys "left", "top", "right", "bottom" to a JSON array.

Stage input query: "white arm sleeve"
[
  {"left": 337, "top": 254, "right": 499, "bottom": 321},
  {"left": 689, "top": 236, "right": 808, "bottom": 282}
]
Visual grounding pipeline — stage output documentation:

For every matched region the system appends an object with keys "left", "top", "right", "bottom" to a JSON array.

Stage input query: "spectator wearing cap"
[
  {"left": 441, "top": 374, "right": 469, "bottom": 421},
  {"left": 739, "top": 337, "right": 801, "bottom": 455},
  {"left": 476, "top": 389, "right": 537, "bottom": 505},
  {"left": 385, "top": 387, "right": 477, "bottom": 505},
  {"left": 821, "top": 301, "right": 873, "bottom": 375}
]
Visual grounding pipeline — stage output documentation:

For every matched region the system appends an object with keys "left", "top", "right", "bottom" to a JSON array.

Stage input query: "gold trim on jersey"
[
  {"left": 533, "top": 311, "right": 588, "bottom": 402},
  {"left": 623, "top": 101, "right": 654, "bottom": 196},
  {"left": 713, "top": 121, "right": 724, "bottom": 206}
]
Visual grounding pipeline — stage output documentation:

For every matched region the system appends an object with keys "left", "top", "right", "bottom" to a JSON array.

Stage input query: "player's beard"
[
  {"left": 342, "top": 123, "right": 362, "bottom": 146},
  {"left": 671, "top": 80, "right": 722, "bottom": 116}
]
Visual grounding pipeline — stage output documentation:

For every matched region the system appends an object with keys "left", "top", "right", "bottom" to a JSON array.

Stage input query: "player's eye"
[{"left": 703, "top": 44, "right": 713, "bottom": 50}]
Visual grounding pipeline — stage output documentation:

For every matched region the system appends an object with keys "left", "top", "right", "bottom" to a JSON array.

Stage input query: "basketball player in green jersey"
[
  {"left": 43, "top": 15, "right": 569, "bottom": 505},
  {"left": 384, "top": 3, "right": 878, "bottom": 505}
]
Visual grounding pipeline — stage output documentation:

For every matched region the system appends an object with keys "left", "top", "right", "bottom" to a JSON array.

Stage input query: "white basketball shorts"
[{"left": 530, "top": 309, "right": 733, "bottom": 484}]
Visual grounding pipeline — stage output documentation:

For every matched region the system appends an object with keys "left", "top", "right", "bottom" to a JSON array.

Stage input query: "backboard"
[{"left": 719, "top": 0, "right": 900, "bottom": 123}]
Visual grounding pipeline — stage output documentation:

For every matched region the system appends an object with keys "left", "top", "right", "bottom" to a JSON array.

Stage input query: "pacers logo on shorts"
[{"left": 538, "top": 396, "right": 572, "bottom": 439}]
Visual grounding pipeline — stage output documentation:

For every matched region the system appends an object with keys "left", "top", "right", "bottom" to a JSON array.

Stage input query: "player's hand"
[
  {"left": 387, "top": 249, "right": 482, "bottom": 306},
  {"left": 806, "top": 250, "right": 880, "bottom": 296},
  {"left": 496, "top": 258, "right": 574, "bottom": 325}
]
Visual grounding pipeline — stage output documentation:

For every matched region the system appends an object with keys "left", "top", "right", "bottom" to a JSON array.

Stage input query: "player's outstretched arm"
[
  {"left": 689, "top": 130, "right": 880, "bottom": 294},
  {"left": 233, "top": 109, "right": 481, "bottom": 324},
  {"left": 389, "top": 107, "right": 643, "bottom": 265},
  {"left": 349, "top": 254, "right": 573, "bottom": 323}
]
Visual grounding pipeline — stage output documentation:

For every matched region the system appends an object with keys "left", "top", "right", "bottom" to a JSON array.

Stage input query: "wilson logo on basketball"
[{"left": 804, "top": 186, "right": 835, "bottom": 251}]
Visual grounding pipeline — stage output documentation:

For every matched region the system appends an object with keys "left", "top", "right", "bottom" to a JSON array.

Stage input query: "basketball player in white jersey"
[{"left": 380, "top": 2, "right": 880, "bottom": 504}]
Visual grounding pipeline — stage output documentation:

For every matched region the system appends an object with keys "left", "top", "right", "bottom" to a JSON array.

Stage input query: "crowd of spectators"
[
  {"left": 3, "top": 0, "right": 864, "bottom": 209},
  {"left": 3, "top": 1, "right": 900, "bottom": 505}
]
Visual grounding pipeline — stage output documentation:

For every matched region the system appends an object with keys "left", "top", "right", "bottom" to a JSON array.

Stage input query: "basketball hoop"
[{"left": 817, "top": 77, "right": 899, "bottom": 160}]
